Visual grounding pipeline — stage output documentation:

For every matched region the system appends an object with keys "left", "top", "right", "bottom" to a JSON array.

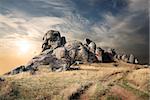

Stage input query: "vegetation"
[{"left": 0, "top": 61, "right": 149, "bottom": 100}]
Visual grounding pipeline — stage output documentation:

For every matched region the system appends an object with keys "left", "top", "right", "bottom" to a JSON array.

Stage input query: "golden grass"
[
  {"left": 0, "top": 62, "right": 149, "bottom": 100},
  {"left": 126, "top": 68, "right": 150, "bottom": 92}
]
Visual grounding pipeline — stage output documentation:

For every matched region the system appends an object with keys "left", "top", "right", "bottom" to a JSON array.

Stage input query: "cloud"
[
  {"left": 0, "top": 0, "right": 148, "bottom": 64},
  {"left": 128, "top": 0, "right": 148, "bottom": 12},
  {"left": 89, "top": 0, "right": 148, "bottom": 63}
]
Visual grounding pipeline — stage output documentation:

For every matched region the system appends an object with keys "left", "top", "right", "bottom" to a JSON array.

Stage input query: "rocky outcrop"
[
  {"left": 115, "top": 53, "right": 139, "bottom": 64},
  {"left": 42, "top": 30, "right": 63, "bottom": 51},
  {"left": 5, "top": 30, "right": 139, "bottom": 75}
]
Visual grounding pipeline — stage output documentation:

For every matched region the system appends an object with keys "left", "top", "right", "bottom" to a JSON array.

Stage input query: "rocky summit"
[{"left": 1, "top": 30, "right": 149, "bottom": 100}]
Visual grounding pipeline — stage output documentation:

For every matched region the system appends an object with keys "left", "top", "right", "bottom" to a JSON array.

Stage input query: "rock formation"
[
  {"left": 129, "top": 54, "right": 134, "bottom": 64},
  {"left": 95, "top": 47, "right": 104, "bottom": 62},
  {"left": 5, "top": 30, "right": 139, "bottom": 75}
]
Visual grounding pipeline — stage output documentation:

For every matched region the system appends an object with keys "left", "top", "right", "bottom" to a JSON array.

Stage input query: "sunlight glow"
[{"left": 17, "top": 40, "right": 31, "bottom": 54}]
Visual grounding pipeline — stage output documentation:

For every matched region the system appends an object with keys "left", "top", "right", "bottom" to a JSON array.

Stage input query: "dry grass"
[
  {"left": 0, "top": 62, "right": 149, "bottom": 100},
  {"left": 126, "top": 68, "right": 150, "bottom": 92}
]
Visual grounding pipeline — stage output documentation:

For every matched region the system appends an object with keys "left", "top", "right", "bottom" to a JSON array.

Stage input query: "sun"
[{"left": 17, "top": 40, "right": 31, "bottom": 53}]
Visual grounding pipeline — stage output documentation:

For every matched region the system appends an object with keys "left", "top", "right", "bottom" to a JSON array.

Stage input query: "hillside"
[{"left": 0, "top": 61, "right": 149, "bottom": 100}]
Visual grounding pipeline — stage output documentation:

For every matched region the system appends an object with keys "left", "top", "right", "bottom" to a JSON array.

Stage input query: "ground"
[{"left": 0, "top": 61, "right": 149, "bottom": 100}]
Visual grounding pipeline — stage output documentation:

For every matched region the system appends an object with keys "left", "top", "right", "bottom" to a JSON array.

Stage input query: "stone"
[
  {"left": 111, "top": 49, "right": 117, "bottom": 57},
  {"left": 0, "top": 77, "right": 5, "bottom": 82},
  {"left": 124, "top": 58, "right": 128, "bottom": 63},
  {"left": 135, "top": 59, "right": 138, "bottom": 64},
  {"left": 88, "top": 42, "right": 96, "bottom": 53},
  {"left": 117, "top": 54, "right": 121, "bottom": 60},
  {"left": 9, "top": 65, "right": 26, "bottom": 75},
  {"left": 88, "top": 52, "right": 97, "bottom": 63},
  {"left": 107, "top": 48, "right": 116, "bottom": 57},
  {"left": 102, "top": 52, "right": 113, "bottom": 62},
  {"left": 102, "top": 48, "right": 117, "bottom": 62},
  {"left": 43, "top": 30, "right": 61, "bottom": 41},
  {"left": 121, "top": 54, "right": 127, "bottom": 61},
  {"left": 83, "top": 38, "right": 96, "bottom": 53},
  {"left": 52, "top": 47, "right": 72, "bottom": 67},
  {"left": 113, "top": 55, "right": 117, "bottom": 60},
  {"left": 83, "top": 38, "right": 92, "bottom": 45},
  {"left": 95, "top": 47, "right": 104, "bottom": 62},
  {"left": 83, "top": 38, "right": 97, "bottom": 62},
  {"left": 52, "top": 47, "right": 68, "bottom": 59},
  {"left": 64, "top": 40, "right": 88, "bottom": 63},
  {"left": 129, "top": 54, "right": 134, "bottom": 64},
  {"left": 61, "top": 36, "right": 66, "bottom": 46},
  {"left": 26, "top": 53, "right": 71, "bottom": 72},
  {"left": 74, "top": 61, "right": 83, "bottom": 65},
  {"left": 42, "top": 30, "right": 62, "bottom": 51},
  {"left": 30, "top": 67, "right": 38, "bottom": 75},
  {"left": 42, "top": 40, "right": 51, "bottom": 52}
]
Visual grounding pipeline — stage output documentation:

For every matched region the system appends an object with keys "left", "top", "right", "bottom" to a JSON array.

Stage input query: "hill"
[{"left": 0, "top": 61, "right": 149, "bottom": 100}]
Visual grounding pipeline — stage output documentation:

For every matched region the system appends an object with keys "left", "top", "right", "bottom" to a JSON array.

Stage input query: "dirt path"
[
  {"left": 68, "top": 67, "right": 144, "bottom": 100},
  {"left": 79, "top": 70, "right": 130, "bottom": 100},
  {"left": 80, "top": 84, "right": 97, "bottom": 100},
  {"left": 107, "top": 85, "right": 138, "bottom": 100},
  {"left": 69, "top": 83, "right": 93, "bottom": 100}
]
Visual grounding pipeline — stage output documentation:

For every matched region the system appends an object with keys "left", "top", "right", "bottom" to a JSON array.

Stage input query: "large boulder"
[
  {"left": 95, "top": 47, "right": 104, "bottom": 62},
  {"left": 25, "top": 52, "right": 70, "bottom": 72},
  {"left": 52, "top": 47, "right": 72, "bottom": 69},
  {"left": 102, "top": 48, "right": 116, "bottom": 62},
  {"left": 116, "top": 54, "right": 121, "bottom": 60},
  {"left": 42, "top": 30, "right": 62, "bottom": 51},
  {"left": 83, "top": 38, "right": 97, "bottom": 63},
  {"left": 88, "top": 42, "right": 96, "bottom": 53},
  {"left": 83, "top": 38, "right": 96, "bottom": 53},
  {"left": 134, "top": 58, "right": 139, "bottom": 64},
  {"left": 121, "top": 54, "right": 127, "bottom": 61},
  {"left": 5, "top": 65, "right": 26, "bottom": 75},
  {"left": 64, "top": 40, "right": 88, "bottom": 63},
  {"left": 0, "top": 77, "right": 5, "bottom": 82},
  {"left": 129, "top": 54, "right": 134, "bottom": 64}
]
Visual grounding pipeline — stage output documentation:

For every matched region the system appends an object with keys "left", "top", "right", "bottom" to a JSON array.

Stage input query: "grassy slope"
[{"left": 0, "top": 61, "right": 149, "bottom": 100}]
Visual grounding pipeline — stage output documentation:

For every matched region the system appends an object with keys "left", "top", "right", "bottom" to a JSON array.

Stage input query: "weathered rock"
[
  {"left": 95, "top": 47, "right": 104, "bottom": 62},
  {"left": 52, "top": 47, "right": 67, "bottom": 59},
  {"left": 121, "top": 54, "right": 127, "bottom": 61},
  {"left": 135, "top": 59, "right": 139, "bottom": 64},
  {"left": 0, "top": 77, "right": 5, "bottom": 82},
  {"left": 102, "top": 52, "right": 113, "bottom": 62},
  {"left": 83, "top": 38, "right": 92, "bottom": 46},
  {"left": 43, "top": 30, "right": 61, "bottom": 41},
  {"left": 52, "top": 47, "right": 72, "bottom": 68},
  {"left": 124, "top": 58, "right": 128, "bottom": 63},
  {"left": 102, "top": 48, "right": 116, "bottom": 62},
  {"left": 88, "top": 52, "right": 97, "bottom": 63},
  {"left": 5, "top": 65, "right": 26, "bottom": 75},
  {"left": 111, "top": 49, "right": 117, "bottom": 57},
  {"left": 26, "top": 53, "right": 70, "bottom": 72},
  {"left": 61, "top": 36, "right": 66, "bottom": 46},
  {"left": 129, "top": 54, "right": 134, "bottom": 63},
  {"left": 117, "top": 54, "right": 121, "bottom": 60},
  {"left": 64, "top": 40, "right": 88, "bottom": 63},
  {"left": 107, "top": 48, "right": 116, "bottom": 57},
  {"left": 5, "top": 30, "right": 140, "bottom": 75},
  {"left": 42, "top": 30, "right": 62, "bottom": 51},
  {"left": 88, "top": 42, "right": 96, "bottom": 53},
  {"left": 83, "top": 38, "right": 96, "bottom": 53}
]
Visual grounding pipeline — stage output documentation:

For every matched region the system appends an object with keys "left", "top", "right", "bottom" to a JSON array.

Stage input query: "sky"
[{"left": 0, "top": 0, "right": 149, "bottom": 74}]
